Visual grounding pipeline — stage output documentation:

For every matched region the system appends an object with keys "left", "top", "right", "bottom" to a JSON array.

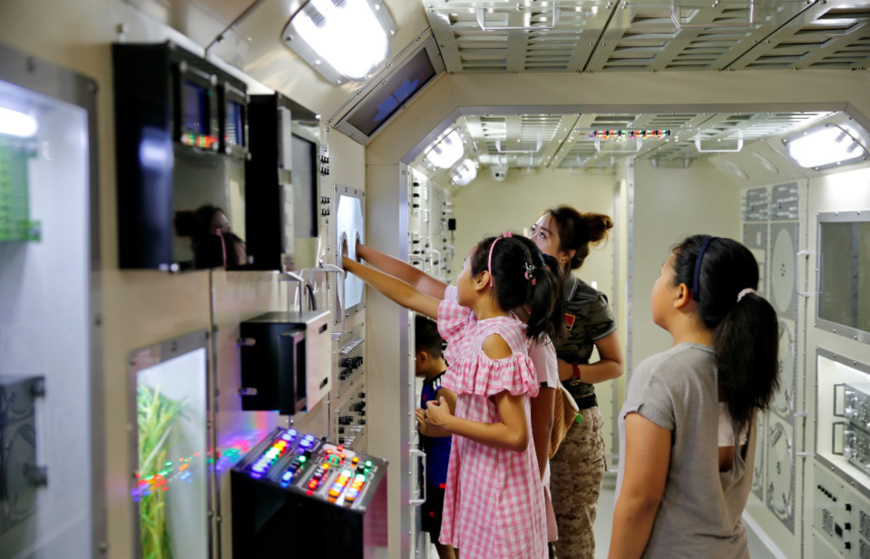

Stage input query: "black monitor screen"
[
  {"left": 226, "top": 101, "right": 244, "bottom": 147},
  {"left": 345, "top": 49, "right": 436, "bottom": 137},
  {"left": 182, "top": 81, "right": 208, "bottom": 134}
]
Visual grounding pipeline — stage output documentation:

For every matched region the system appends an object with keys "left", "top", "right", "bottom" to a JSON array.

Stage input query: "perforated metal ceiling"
[
  {"left": 413, "top": 109, "right": 836, "bottom": 173},
  {"left": 426, "top": 0, "right": 870, "bottom": 73},
  {"left": 416, "top": 0, "right": 870, "bottom": 174}
]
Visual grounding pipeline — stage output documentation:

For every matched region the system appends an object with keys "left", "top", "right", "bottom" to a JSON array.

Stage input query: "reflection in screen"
[
  {"left": 819, "top": 220, "right": 870, "bottom": 333},
  {"left": 133, "top": 348, "right": 208, "bottom": 559},
  {"left": 182, "top": 82, "right": 207, "bottom": 134},
  {"left": 225, "top": 101, "right": 244, "bottom": 147},
  {"left": 346, "top": 49, "right": 436, "bottom": 136}
]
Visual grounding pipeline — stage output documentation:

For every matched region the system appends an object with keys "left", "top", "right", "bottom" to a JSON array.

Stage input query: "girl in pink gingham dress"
[
  {"left": 344, "top": 233, "right": 563, "bottom": 559},
  {"left": 434, "top": 298, "right": 545, "bottom": 558}
]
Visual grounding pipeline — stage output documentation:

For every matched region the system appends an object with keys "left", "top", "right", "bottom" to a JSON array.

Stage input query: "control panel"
[
  {"left": 813, "top": 459, "right": 870, "bottom": 559},
  {"left": 814, "top": 463, "right": 855, "bottom": 556},
  {"left": 232, "top": 427, "right": 384, "bottom": 506},
  {"left": 837, "top": 384, "right": 870, "bottom": 475},
  {"left": 231, "top": 428, "right": 388, "bottom": 557}
]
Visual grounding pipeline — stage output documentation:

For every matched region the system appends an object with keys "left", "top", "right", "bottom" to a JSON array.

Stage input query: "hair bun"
[{"left": 582, "top": 212, "right": 614, "bottom": 245}]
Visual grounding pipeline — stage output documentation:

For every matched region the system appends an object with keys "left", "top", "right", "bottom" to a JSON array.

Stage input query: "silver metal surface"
[
  {"left": 334, "top": 184, "right": 366, "bottom": 317},
  {"left": 816, "top": 211, "right": 870, "bottom": 346},
  {"left": 766, "top": 417, "right": 796, "bottom": 532},
  {"left": 770, "top": 222, "right": 799, "bottom": 319},
  {"left": 0, "top": 41, "right": 104, "bottom": 557},
  {"left": 773, "top": 319, "right": 797, "bottom": 421}
]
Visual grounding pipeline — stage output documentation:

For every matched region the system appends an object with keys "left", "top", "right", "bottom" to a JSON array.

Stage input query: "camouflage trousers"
[{"left": 549, "top": 405, "right": 606, "bottom": 559}]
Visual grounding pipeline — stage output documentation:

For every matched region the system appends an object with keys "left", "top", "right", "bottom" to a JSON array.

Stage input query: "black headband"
[{"left": 692, "top": 237, "right": 718, "bottom": 301}]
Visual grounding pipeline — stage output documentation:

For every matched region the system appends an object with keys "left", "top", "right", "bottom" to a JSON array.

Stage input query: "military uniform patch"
[{"left": 565, "top": 313, "right": 576, "bottom": 331}]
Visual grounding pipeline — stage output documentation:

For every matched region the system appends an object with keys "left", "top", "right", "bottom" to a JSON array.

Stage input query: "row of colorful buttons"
[{"left": 251, "top": 440, "right": 289, "bottom": 473}]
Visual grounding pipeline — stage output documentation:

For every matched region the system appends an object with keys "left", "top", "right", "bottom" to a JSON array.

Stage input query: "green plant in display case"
[
  {"left": 137, "top": 383, "right": 188, "bottom": 559},
  {"left": 0, "top": 139, "right": 40, "bottom": 242}
]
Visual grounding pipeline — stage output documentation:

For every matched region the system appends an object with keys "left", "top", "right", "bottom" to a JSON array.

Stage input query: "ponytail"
[
  {"left": 713, "top": 292, "right": 779, "bottom": 432},
  {"left": 470, "top": 234, "right": 565, "bottom": 342},
  {"left": 671, "top": 235, "right": 780, "bottom": 434}
]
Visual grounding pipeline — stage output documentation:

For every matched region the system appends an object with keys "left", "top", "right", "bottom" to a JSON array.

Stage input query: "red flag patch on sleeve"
[{"left": 565, "top": 313, "right": 576, "bottom": 331}]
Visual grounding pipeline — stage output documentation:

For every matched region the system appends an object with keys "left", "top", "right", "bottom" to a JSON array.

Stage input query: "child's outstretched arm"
[
  {"left": 356, "top": 243, "right": 448, "bottom": 299},
  {"left": 425, "top": 334, "right": 530, "bottom": 453},
  {"left": 343, "top": 256, "right": 440, "bottom": 319}
]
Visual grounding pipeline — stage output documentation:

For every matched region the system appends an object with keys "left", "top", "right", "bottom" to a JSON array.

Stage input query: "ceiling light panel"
[
  {"left": 783, "top": 124, "right": 869, "bottom": 169},
  {"left": 282, "top": 0, "right": 397, "bottom": 84}
]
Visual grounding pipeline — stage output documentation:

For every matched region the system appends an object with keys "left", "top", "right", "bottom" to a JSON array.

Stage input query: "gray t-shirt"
[{"left": 616, "top": 343, "right": 756, "bottom": 559}]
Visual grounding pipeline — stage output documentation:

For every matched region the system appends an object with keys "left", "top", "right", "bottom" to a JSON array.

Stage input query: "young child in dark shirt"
[{"left": 414, "top": 315, "right": 457, "bottom": 559}]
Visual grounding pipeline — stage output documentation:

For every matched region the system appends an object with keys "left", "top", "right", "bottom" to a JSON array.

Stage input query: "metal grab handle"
[
  {"left": 832, "top": 421, "right": 848, "bottom": 456},
  {"left": 279, "top": 271, "right": 306, "bottom": 313},
  {"left": 321, "top": 264, "right": 346, "bottom": 340},
  {"left": 476, "top": 4, "right": 560, "bottom": 31},
  {"left": 671, "top": 1, "right": 755, "bottom": 29},
  {"left": 298, "top": 265, "right": 345, "bottom": 339},
  {"left": 833, "top": 383, "right": 846, "bottom": 418},
  {"left": 409, "top": 448, "right": 427, "bottom": 506},
  {"left": 425, "top": 248, "right": 441, "bottom": 281},
  {"left": 695, "top": 130, "right": 743, "bottom": 153}
]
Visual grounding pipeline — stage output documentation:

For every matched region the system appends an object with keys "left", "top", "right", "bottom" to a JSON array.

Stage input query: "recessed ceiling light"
[
  {"left": 722, "top": 160, "right": 748, "bottom": 180},
  {"left": 752, "top": 152, "right": 778, "bottom": 174}
]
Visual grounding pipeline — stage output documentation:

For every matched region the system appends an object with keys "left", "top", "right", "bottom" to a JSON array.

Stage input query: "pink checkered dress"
[{"left": 436, "top": 299, "right": 547, "bottom": 559}]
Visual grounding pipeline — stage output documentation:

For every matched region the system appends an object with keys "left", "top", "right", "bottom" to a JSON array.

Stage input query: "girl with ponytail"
[
  {"left": 608, "top": 235, "right": 779, "bottom": 559},
  {"left": 531, "top": 205, "right": 624, "bottom": 559},
  {"left": 343, "top": 233, "right": 563, "bottom": 559}
]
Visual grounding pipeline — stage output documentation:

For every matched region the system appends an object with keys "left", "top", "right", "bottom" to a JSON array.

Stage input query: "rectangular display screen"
[
  {"left": 182, "top": 81, "right": 208, "bottom": 134},
  {"left": 225, "top": 101, "right": 244, "bottom": 147},
  {"left": 345, "top": 49, "right": 436, "bottom": 137},
  {"left": 819, "top": 219, "right": 870, "bottom": 334}
]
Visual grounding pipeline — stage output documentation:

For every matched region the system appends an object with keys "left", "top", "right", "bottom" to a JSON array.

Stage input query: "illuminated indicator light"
[
  {"left": 337, "top": 446, "right": 344, "bottom": 452},
  {"left": 306, "top": 490, "right": 314, "bottom": 496},
  {"left": 355, "top": 474, "right": 366, "bottom": 483},
  {"left": 339, "top": 454, "right": 345, "bottom": 460},
  {"left": 299, "top": 456, "right": 307, "bottom": 463},
  {"left": 282, "top": 472, "right": 293, "bottom": 481},
  {"left": 322, "top": 464, "right": 330, "bottom": 470},
  {"left": 329, "top": 487, "right": 341, "bottom": 497},
  {"left": 308, "top": 480, "right": 319, "bottom": 490},
  {"left": 326, "top": 449, "right": 333, "bottom": 454},
  {"left": 365, "top": 461, "right": 372, "bottom": 467},
  {"left": 352, "top": 457, "right": 359, "bottom": 464}
]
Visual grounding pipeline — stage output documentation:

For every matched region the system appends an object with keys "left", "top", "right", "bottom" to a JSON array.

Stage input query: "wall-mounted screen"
[
  {"left": 182, "top": 82, "right": 208, "bottom": 135},
  {"left": 225, "top": 101, "right": 244, "bottom": 147},
  {"left": 817, "top": 211, "right": 870, "bottom": 345},
  {"left": 334, "top": 37, "right": 445, "bottom": 144},
  {"left": 345, "top": 49, "right": 436, "bottom": 137}
]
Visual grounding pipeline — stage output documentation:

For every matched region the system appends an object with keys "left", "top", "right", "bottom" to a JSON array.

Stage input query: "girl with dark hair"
[
  {"left": 343, "top": 233, "right": 562, "bottom": 559},
  {"left": 353, "top": 240, "right": 566, "bottom": 549},
  {"left": 608, "top": 235, "right": 779, "bottom": 559},
  {"left": 530, "top": 205, "right": 624, "bottom": 559}
]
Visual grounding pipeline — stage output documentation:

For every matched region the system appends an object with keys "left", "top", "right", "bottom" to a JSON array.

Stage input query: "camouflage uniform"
[
  {"left": 550, "top": 407, "right": 606, "bottom": 559},
  {"left": 550, "top": 274, "right": 616, "bottom": 559}
]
